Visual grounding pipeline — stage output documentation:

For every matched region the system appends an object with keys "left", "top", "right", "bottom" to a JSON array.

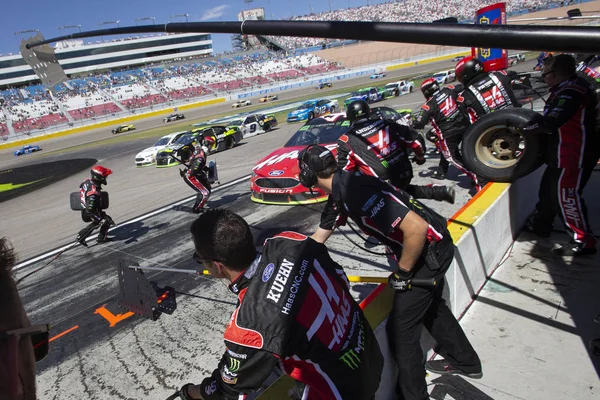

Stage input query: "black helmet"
[
  {"left": 420, "top": 78, "right": 440, "bottom": 100},
  {"left": 346, "top": 100, "right": 370, "bottom": 123},
  {"left": 455, "top": 56, "right": 485, "bottom": 85},
  {"left": 91, "top": 165, "right": 112, "bottom": 185}
]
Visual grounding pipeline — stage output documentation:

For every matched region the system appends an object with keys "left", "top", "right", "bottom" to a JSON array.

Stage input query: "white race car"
[
  {"left": 384, "top": 80, "right": 415, "bottom": 97},
  {"left": 232, "top": 100, "right": 252, "bottom": 108},
  {"left": 432, "top": 70, "right": 456, "bottom": 85},
  {"left": 135, "top": 131, "right": 187, "bottom": 167}
]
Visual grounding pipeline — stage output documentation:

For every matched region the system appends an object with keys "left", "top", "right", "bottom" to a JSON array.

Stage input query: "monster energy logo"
[
  {"left": 339, "top": 349, "right": 361, "bottom": 370},
  {"left": 381, "top": 160, "right": 389, "bottom": 168},
  {"left": 229, "top": 358, "right": 241, "bottom": 372},
  {"left": 557, "top": 99, "right": 566, "bottom": 108}
]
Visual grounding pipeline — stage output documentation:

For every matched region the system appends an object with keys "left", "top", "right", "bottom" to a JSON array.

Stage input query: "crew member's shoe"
[
  {"left": 432, "top": 169, "right": 446, "bottom": 180},
  {"left": 551, "top": 243, "right": 597, "bottom": 257},
  {"left": 76, "top": 235, "right": 88, "bottom": 247},
  {"left": 425, "top": 359, "right": 483, "bottom": 379},
  {"left": 443, "top": 187, "right": 455, "bottom": 204},
  {"left": 97, "top": 236, "right": 114, "bottom": 244}
]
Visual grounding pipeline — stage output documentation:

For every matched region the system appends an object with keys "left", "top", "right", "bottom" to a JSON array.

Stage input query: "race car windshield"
[
  {"left": 433, "top": 73, "right": 446, "bottom": 78},
  {"left": 229, "top": 119, "right": 244, "bottom": 126},
  {"left": 297, "top": 102, "right": 316, "bottom": 110},
  {"left": 154, "top": 137, "right": 171, "bottom": 146},
  {"left": 284, "top": 119, "right": 350, "bottom": 147},
  {"left": 174, "top": 133, "right": 194, "bottom": 144}
]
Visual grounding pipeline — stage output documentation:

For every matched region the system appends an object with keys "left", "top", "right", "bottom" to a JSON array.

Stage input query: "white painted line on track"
[{"left": 14, "top": 174, "right": 251, "bottom": 270}]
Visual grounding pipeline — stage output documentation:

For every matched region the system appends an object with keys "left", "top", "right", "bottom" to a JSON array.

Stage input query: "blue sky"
[{"left": 1, "top": 0, "right": 390, "bottom": 56}]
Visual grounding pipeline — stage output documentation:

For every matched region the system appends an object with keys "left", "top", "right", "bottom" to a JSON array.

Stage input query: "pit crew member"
[
  {"left": 76, "top": 166, "right": 114, "bottom": 246},
  {"left": 301, "top": 145, "right": 482, "bottom": 400},
  {"left": 523, "top": 54, "right": 598, "bottom": 256},
  {"left": 180, "top": 143, "right": 212, "bottom": 213},
  {"left": 339, "top": 100, "right": 455, "bottom": 203},
  {"left": 177, "top": 209, "right": 383, "bottom": 400}
]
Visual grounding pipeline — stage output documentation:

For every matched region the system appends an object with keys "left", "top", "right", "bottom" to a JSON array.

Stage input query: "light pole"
[
  {"left": 97, "top": 21, "right": 120, "bottom": 43},
  {"left": 134, "top": 17, "right": 155, "bottom": 26},
  {"left": 169, "top": 13, "right": 190, "bottom": 23}
]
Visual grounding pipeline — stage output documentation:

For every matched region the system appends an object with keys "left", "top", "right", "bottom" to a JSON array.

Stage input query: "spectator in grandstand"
[
  {"left": 0, "top": 237, "right": 45, "bottom": 400},
  {"left": 302, "top": 145, "right": 482, "bottom": 400},
  {"left": 339, "top": 99, "right": 455, "bottom": 203},
  {"left": 176, "top": 209, "right": 383, "bottom": 400},
  {"left": 523, "top": 54, "right": 598, "bottom": 257},
  {"left": 413, "top": 78, "right": 483, "bottom": 192}
]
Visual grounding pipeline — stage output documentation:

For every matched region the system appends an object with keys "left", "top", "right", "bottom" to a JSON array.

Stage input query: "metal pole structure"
[
  {"left": 135, "top": 17, "right": 156, "bottom": 26},
  {"left": 329, "top": 0, "right": 333, "bottom": 12},
  {"left": 97, "top": 21, "right": 120, "bottom": 43},
  {"left": 25, "top": 20, "right": 600, "bottom": 53},
  {"left": 169, "top": 13, "right": 190, "bottom": 23},
  {"left": 127, "top": 265, "right": 211, "bottom": 275}
]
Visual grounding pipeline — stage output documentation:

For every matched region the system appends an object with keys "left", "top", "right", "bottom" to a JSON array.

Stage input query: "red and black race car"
[{"left": 250, "top": 113, "right": 349, "bottom": 205}]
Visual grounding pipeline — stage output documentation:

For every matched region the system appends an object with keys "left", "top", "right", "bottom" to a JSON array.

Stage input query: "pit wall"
[
  {"left": 257, "top": 166, "right": 545, "bottom": 399},
  {"left": 0, "top": 48, "right": 469, "bottom": 151}
]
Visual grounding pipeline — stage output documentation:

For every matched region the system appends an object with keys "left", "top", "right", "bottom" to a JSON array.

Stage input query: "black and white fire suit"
[
  {"left": 197, "top": 232, "right": 383, "bottom": 400},
  {"left": 77, "top": 178, "right": 113, "bottom": 243},
  {"left": 337, "top": 117, "right": 451, "bottom": 201},
  {"left": 457, "top": 70, "right": 521, "bottom": 124},
  {"left": 413, "top": 85, "right": 481, "bottom": 190},
  {"left": 319, "top": 170, "right": 481, "bottom": 399},
  {"left": 528, "top": 77, "right": 598, "bottom": 249},
  {"left": 182, "top": 148, "right": 211, "bottom": 212}
]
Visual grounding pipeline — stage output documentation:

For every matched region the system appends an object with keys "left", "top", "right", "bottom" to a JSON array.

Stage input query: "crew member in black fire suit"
[
  {"left": 413, "top": 78, "right": 482, "bottom": 191},
  {"left": 455, "top": 56, "right": 521, "bottom": 124},
  {"left": 180, "top": 142, "right": 212, "bottom": 213},
  {"left": 338, "top": 100, "right": 455, "bottom": 203},
  {"left": 522, "top": 54, "right": 598, "bottom": 256},
  {"left": 76, "top": 166, "right": 114, "bottom": 246},
  {"left": 302, "top": 145, "right": 482, "bottom": 400},
  {"left": 177, "top": 209, "right": 383, "bottom": 400}
]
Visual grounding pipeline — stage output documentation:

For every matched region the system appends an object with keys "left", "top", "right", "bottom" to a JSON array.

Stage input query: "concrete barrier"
[{"left": 256, "top": 166, "right": 545, "bottom": 399}]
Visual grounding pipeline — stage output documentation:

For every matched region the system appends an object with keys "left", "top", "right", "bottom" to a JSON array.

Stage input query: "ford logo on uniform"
[
  {"left": 269, "top": 170, "right": 284, "bottom": 176},
  {"left": 262, "top": 263, "right": 275, "bottom": 282}
]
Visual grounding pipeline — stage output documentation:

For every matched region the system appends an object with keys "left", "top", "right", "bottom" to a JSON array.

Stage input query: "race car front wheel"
[
  {"left": 225, "top": 137, "right": 235, "bottom": 150},
  {"left": 461, "top": 108, "right": 546, "bottom": 183}
]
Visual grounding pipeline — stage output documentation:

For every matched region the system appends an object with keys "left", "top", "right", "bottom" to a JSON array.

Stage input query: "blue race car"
[
  {"left": 370, "top": 72, "right": 386, "bottom": 79},
  {"left": 286, "top": 99, "right": 339, "bottom": 122},
  {"left": 14, "top": 145, "right": 41, "bottom": 156},
  {"left": 344, "top": 87, "right": 386, "bottom": 108}
]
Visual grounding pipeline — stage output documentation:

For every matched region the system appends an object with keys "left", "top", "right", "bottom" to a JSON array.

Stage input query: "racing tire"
[
  {"left": 330, "top": 107, "right": 336, "bottom": 114},
  {"left": 225, "top": 136, "right": 235, "bottom": 150},
  {"left": 263, "top": 123, "right": 271, "bottom": 133},
  {"left": 461, "top": 108, "right": 546, "bottom": 183},
  {"left": 409, "top": 86, "right": 414, "bottom": 93},
  {"left": 308, "top": 112, "right": 314, "bottom": 121}
]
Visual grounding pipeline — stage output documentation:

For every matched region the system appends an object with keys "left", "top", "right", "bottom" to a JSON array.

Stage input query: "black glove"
[
  {"left": 178, "top": 384, "right": 195, "bottom": 400},
  {"left": 412, "top": 155, "right": 426, "bottom": 165},
  {"left": 388, "top": 267, "right": 413, "bottom": 291},
  {"left": 179, "top": 168, "right": 187, "bottom": 177},
  {"left": 518, "top": 121, "right": 540, "bottom": 133}
]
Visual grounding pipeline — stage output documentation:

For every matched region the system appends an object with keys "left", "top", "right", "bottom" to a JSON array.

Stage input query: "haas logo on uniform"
[{"left": 370, "top": 198, "right": 385, "bottom": 218}]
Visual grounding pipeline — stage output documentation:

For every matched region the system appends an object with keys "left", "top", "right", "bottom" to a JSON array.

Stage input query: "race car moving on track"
[
  {"left": 432, "top": 70, "right": 456, "bottom": 85},
  {"left": 163, "top": 113, "right": 185, "bottom": 123},
  {"left": 14, "top": 144, "right": 41, "bottom": 156},
  {"left": 384, "top": 80, "right": 415, "bottom": 97},
  {"left": 135, "top": 131, "right": 187, "bottom": 167},
  {"left": 344, "top": 87, "right": 385, "bottom": 108},
  {"left": 232, "top": 100, "right": 252, "bottom": 108},
  {"left": 259, "top": 94, "right": 278, "bottom": 103},
  {"left": 251, "top": 113, "right": 350, "bottom": 205},
  {"left": 370, "top": 72, "right": 386, "bottom": 79},
  {"left": 155, "top": 130, "right": 203, "bottom": 167},
  {"left": 316, "top": 82, "right": 332, "bottom": 89},
  {"left": 112, "top": 124, "right": 135, "bottom": 134},
  {"left": 226, "top": 114, "right": 278, "bottom": 139},
  {"left": 195, "top": 125, "right": 242, "bottom": 154},
  {"left": 286, "top": 99, "right": 339, "bottom": 122}
]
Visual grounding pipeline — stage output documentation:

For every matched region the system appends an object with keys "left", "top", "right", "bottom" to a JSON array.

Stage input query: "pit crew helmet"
[
  {"left": 91, "top": 165, "right": 112, "bottom": 185},
  {"left": 420, "top": 78, "right": 440, "bottom": 100},
  {"left": 346, "top": 100, "right": 371, "bottom": 123},
  {"left": 455, "top": 56, "right": 485, "bottom": 85}
]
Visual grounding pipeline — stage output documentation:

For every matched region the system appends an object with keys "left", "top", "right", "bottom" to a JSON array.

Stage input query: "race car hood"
[
  {"left": 253, "top": 143, "right": 337, "bottom": 176},
  {"left": 156, "top": 143, "right": 185, "bottom": 154},
  {"left": 287, "top": 109, "right": 309, "bottom": 117},
  {"left": 346, "top": 95, "right": 366, "bottom": 102}
]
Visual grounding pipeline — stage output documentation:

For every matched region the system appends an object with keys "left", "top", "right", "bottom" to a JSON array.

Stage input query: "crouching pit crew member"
[
  {"left": 300, "top": 145, "right": 482, "bottom": 400},
  {"left": 177, "top": 209, "right": 383, "bottom": 400},
  {"left": 340, "top": 100, "right": 455, "bottom": 203}
]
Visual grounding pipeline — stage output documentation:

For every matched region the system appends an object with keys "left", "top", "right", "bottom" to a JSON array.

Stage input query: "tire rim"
[{"left": 474, "top": 125, "right": 525, "bottom": 169}]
